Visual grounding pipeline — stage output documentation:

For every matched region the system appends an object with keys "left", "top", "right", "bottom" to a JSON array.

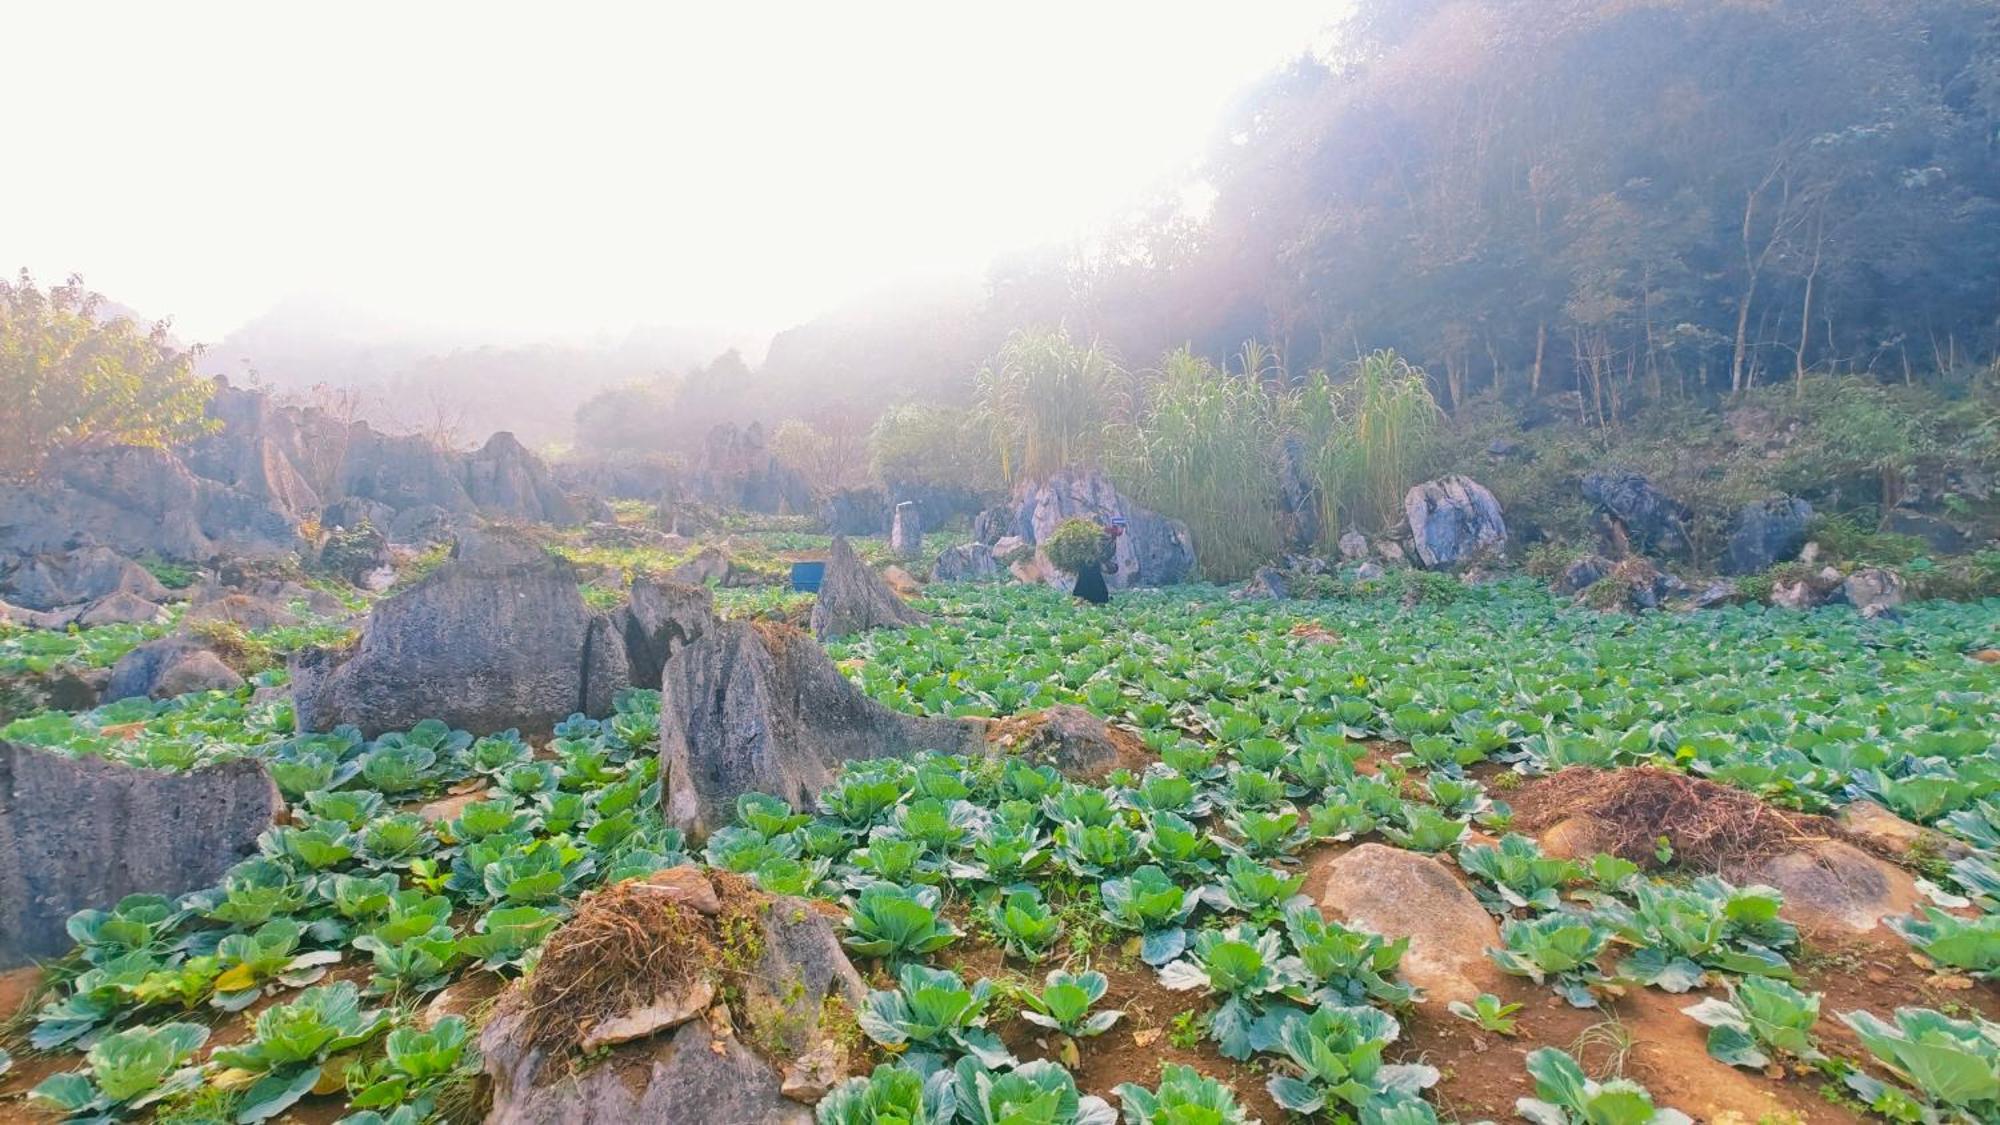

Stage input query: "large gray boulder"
[
  {"left": 291, "top": 529, "right": 630, "bottom": 737},
  {"left": 335, "top": 424, "right": 479, "bottom": 518},
  {"left": 1722, "top": 497, "right": 1812, "bottom": 575},
  {"left": 1403, "top": 475, "right": 1508, "bottom": 569},
  {"left": 1841, "top": 567, "right": 1907, "bottom": 617},
  {"left": 995, "top": 468, "right": 1195, "bottom": 588},
  {"left": 1276, "top": 435, "right": 1323, "bottom": 553},
  {"left": 0, "top": 445, "right": 298, "bottom": 562},
  {"left": 660, "top": 618, "right": 984, "bottom": 838},
  {"left": 1583, "top": 469, "right": 1691, "bottom": 559},
  {"left": 0, "top": 741, "right": 282, "bottom": 967},
  {"left": 810, "top": 535, "right": 927, "bottom": 641},
  {"left": 930, "top": 542, "right": 998, "bottom": 583},
  {"left": 0, "top": 547, "right": 170, "bottom": 611},
  {"left": 462, "top": 431, "right": 583, "bottom": 525},
  {"left": 481, "top": 870, "right": 861, "bottom": 1124},
  {"left": 820, "top": 487, "right": 890, "bottom": 536},
  {"left": 103, "top": 636, "right": 246, "bottom": 702},
  {"left": 620, "top": 578, "right": 717, "bottom": 689}
]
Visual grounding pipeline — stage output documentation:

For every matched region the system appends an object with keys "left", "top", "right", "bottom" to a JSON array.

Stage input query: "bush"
[
  {"left": 1043, "top": 519, "right": 1109, "bottom": 574},
  {"left": 1, "top": 272, "right": 218, "bottom": 481},
  {"left": 1806, "top": 514, "right": 1926, "bottom": 566},
  {"left": 870, "top": 403, "right": 997, "bottom": 496}
]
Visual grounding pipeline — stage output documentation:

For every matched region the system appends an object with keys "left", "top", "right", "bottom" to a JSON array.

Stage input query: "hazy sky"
[{"left": 6, "top": 3, "right": 1335, "bottom": 344}]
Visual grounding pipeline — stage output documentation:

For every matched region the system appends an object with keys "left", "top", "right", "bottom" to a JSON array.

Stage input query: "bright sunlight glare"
[{"left": 2, "top": 2, "right": 1338, "bottom": 343}]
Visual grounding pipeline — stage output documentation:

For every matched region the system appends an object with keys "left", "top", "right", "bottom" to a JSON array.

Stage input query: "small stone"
[
  {"left": 579, "top": 978, "right": 717, "bottom": 1053},
  {"left": 1970, "top": 649, "right": 2000, "bottom": 664},
  {"left": 780, "top": 1039, "right": 843, "bottom": 1104},
  {"left": 1132, "top": 1027, "right": 1162, "bottom": 1048},
  {"left": 636, "top": 865, "right": 722, "bottom": 915}
]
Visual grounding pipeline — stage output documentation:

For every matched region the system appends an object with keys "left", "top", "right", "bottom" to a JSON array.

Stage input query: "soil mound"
[{"left": 1511, "top": 766, "right": 1838, "bottom": 870}]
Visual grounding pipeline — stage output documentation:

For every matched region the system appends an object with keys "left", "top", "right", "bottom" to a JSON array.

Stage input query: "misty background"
[{"left": 8, "top": 2, "right": 1334, "bottom": 448}]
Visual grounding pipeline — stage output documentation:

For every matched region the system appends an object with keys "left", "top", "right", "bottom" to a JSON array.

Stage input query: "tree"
[{"left": 0, "top": 271, "right": 216, "bottom": 480}]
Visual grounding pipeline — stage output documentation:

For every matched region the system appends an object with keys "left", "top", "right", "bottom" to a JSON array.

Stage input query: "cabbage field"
[{"left": 2, "top": 580, "right": 1998, "bottom": 1124}]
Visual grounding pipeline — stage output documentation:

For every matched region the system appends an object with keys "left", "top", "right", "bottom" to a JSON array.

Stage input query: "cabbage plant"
[
  {"left": 1157, "top": 923, "right": 1310, "bottom": 1060},
  {"left": 1018, "top": 970, "right": 1122, "bottom": 1039},
  {"left": 1488, "top": 912, "right": 1611, "bottom": 1008},
  {"left": 1840, "top": 1006, "right": 2000, "bottom": 1122},
  {"left": 30, "top": 1022, "right": 208, "bottom": 1121},
  {"left": 843, "top": 883, "right": 959, "bottom": 964},
  {"left": 1887, "top": 908, "right": 2000, "bottom": 979},
  {"left": 1283, "top": 904, "right": 1417, "bottom": 1007},
  {"left": 1681, "top": 976, "right": 1823, "bottom": 1068},
  {"left": 1100, "top": 864, "right": 1201, "bottom": 966},
  {"left": 1113, "top": 1063, "right": 1256, "bottom": 1125},
  {"left": 210, "top": 981, "right": 391, "bottom": 1123},
  {"left": 1258, "top": 1003, "right": 1438, "bottom": 1119},
  {"left": 1515, "top": 1046, "right": 1692, "bottom": 1125},
  {"left": 856, "top": 964, "right": 1011, "bottom": 1070},
  {"left": 815, "top": 1063, "right": 953, "bottom": 1125},
  {"left": 1458, "top": 834, "right": 1582, "bottom": 913}
]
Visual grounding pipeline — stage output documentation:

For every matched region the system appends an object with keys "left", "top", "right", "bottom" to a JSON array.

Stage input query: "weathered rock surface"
[
  {"left": 819, "top": 486, "right": 889, "bottom": 536},
  {"left": 930, "top": 542, "right": 998, "bottom": 583},
  {"left": 1314, "top": 843, "right": 1500, "bottom": 1005},
  {"left": 1234, "top": 566, "right": 1289, "bottom": 600},
  {"left": 0, "top": 547, "right": 170, "bottom": 611},
  {"left": 481, "top": 871, "right": 862, "bottom": 1124},
  {"left": 1583, "top": 469, "right": 1691, "bottom": 559},
  {"left": 660, "top": 618, "right": 984, "bottom": 837},
  {"left": 291, "top": 529, "right": 629, "bottom": 737},
  {"left": 73, "top": 592, "right": 170, "bottom": 628},
  {"left": 1403, "top": 475, "right": 1508, "bottom": 569},
  {"left": 1337, "top": 530, "right": 1370, "bottom": 561},
  {"left": 1554, "top": 555, "right": 1609, "bottom": 595},
  {"left": 988, "top": 469, "right": 1195, "bottom": 588},
  {"left": 889, "top": 501, "right": 923, "bottom": 559},
  {"left": 1841, "top": 567, "right": 1906, "bottom": 617},
  {"left": 987, "top": 705, "right": 1146, "bottom": 782},
  {"left": 1276, "top": 435, "right": 1322, "bottom": 553},
  {"left": 0, "top": 741, "right": 281, "bottom": 967},
  {"left": 462, "top": 432, "right": 582, "bottom": 525},
  {"left": 810, "top": 535, "right": 927, "bottom": 641},
  {"left": 1722, "top": 497, "right": 1812, "bottom": 575},
  {"left": 620, "top": 579, "right": 716, "bottom": 690},
  {"left": 483, "top": 1005, "right": 810, "bottom": 1125},
  {"left": 682, "top": 422, "right": 813, "bottom": 515},
  {"left": 103, "top": 636, "right": 246, "bottom": 701},
  {"left": 668, "top": 545, "right": 733, "bottom": 587},
  {"left": 0, "top": 445, "right": 301, "bottom": 562},
  {"left": 1837, "top": 801, "right": 1971, "bottom": 861},
  {"left": 1740, "top": 841, "right": 1922, "bottom": 934},
  {"left": 183, "top": 592, "right": 302, "bottom": 631}
]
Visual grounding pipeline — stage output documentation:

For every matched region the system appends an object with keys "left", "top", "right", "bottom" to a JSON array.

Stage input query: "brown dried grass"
[{"left": 1509, "top": 766, "right": 1839, "bottom": 870}]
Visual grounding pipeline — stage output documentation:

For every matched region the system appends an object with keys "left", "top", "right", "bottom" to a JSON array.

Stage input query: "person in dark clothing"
[{"left": 1072, "top": 516, "right": 1125, "bottom": 604}]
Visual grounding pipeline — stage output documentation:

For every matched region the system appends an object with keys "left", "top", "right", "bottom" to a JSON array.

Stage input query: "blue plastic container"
[{"left": 790, "top": 561, "right": 827, "bottom": 593}]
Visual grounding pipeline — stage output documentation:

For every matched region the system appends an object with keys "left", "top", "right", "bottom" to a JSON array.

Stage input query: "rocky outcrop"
[
  {"left": 810, "top": 535, "right": 927, "bottom": 641},
  {"left": 1739, "top": 841, "right": 1921, "bottom": 935},
  {"left": 182, "top": 592, "right": 302, "bottom": 631},
  {"left": 73, "top": 592, "right": 170, "bottom": 628},
  {"left": 103, "top": 637, "right": 246, "bottom": 702},
  {"left": 986, "top": 705, "right": 1148, "bottom": 782},
  {"left": 0, "top": 445, "right": 298, "bottom": 562},
  {"left": 0, "top": 742, "right": 282, "bottom": 967},
  {"left": 1583, "top": 470, "right": 1691, "bottom": 559},
  {"left": 990, "top": 469, "right": 1195, "bottom": 588},
  {"left": 660, "top": 618, "right": 985, "bottom": 838},
  {"left": 1555, "top": 555, "right": 1610, "bottom": 595},
  {"left": 1276, "top": 435, "right": 1323, "bottom": 553},
  {"left": 1403, "top": 475, "right": 1508, "bottom": 569},
  {"left": 1722, "top": 497, "right": 1812, "bottom": 575},
  {"left": 0, "top": 547, "right": 170, "bottom": 611},
  {"left": 481, "top": 869, "right": 862, "bottom": 1125},
  {"left": 682, "top": 422, "right": 812, "bottom": 515},
  {"left": 1234, "top": 566, "right": 1289, "bottom": 600},
  {"left": 1841, "top": 567, "right": 1906, "bottom": 617},
  {"left": 930, "top": 542, "right": 998, "bottom": 583},
  {"left": 819, "top": 487, "right": 890, "bottom": 536},
  {"left": 889, "top": 501, "right": 922, "bottom": 559},
  {"left": 620, "top": 579, "right": 716, "bottom": 689},
  {"left": 291, "top": 529, "right": 630, "bottom": 737},
  {"left": 1313, "top": 843, "right": 1500, "bottom": 1006},
  {"left": 462, "top": 432, "right": 583, "bottom": 525},
  {"left": 0, "top": 382, "right": 587, "bottom": 569}
]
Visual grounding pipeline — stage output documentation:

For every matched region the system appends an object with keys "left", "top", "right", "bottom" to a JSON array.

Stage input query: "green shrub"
[{"left": 1043, "top": 519, "right": 1109, "bottom": 574}]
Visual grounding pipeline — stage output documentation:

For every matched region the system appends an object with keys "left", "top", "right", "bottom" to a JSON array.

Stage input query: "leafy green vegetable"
[
  {"left": 1681, "top": 976, "right": 1823, "bottom": 1068},
  {"left": 1489, "top": 912, "right": 1611, "bottom": 1008},
  {"left": 1448, "top": 993, "right": 1521, "bottom": 1035},
  {"left": 984, "top": 890, "right": 1063, "bottom": 962},
  {"left": 1839, "top": 1006, "right": 2000, "bottom": 1120},
  {"left": 1113, "top": 1063, "right": 1256, "bottom": 1125},
  {"left": 844, "top": 883, "right": 960, "bottom": 964},
  {"left": 1157, "top": 923, "right": 1309, "bottom": 1060},
  {"left": 1258, "top": 1003, "right": 1438, "bottom": 1118},
  {"left": 30, "top": 1022, "right": 208, "bottom": 1121},
  {"left": 1018, "top": 970, "right": 1122, "bottom": 1039},
  {"left": 210, "top": 981, "right": 390, "bottom": 1123},
  {"left": 1887, "top": 907, "right": 2000, "bottom": 979},
  {"left": 856, "top": 964, "right": 1012, "bottom": 1070},
  {"left": 1516, "top": 1046, "right": 1692, "bottom": 1125}
]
